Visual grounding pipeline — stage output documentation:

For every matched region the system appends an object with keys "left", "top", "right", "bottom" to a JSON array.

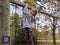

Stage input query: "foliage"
[
  {"left": 43, "top": 25, "right": 49, "bottom": 30},
  {"left": 13, "top": 28, "right": 38, "bottom": 44},
  {"left": 57, "top": 3, "right": 60, "bottom": 10},
  {"left": 32, "top": 28, "right": 38, "bottom": 44},
  {"left": 13, "top": 28, "right": 26, "bottom": 44},
  {"left": 11, "top": 13, "right": 19, "bottom": 21},
  {"left": 24, "top": 0, "right": 35, "bottom": 6},
  {"left": 10, "top": 13, "right": 20, "bottom": 45}
]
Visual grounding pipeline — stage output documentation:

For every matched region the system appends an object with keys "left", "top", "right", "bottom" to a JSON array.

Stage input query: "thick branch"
[
  {"left": 40, "top": 12, "right": 60, "bottom": 19},
  {"left": 10, "top": 0, "right": 60, "bottom": 19},
  {"left": 10, "top": 0, "right": 24, "bottom": 7},
  {"left": 10, "top": 0, "right": 31, "bottom": 9}
]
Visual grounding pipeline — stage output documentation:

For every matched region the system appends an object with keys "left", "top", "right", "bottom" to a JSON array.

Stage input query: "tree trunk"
[
  {"left": 52, "top": 17, "right": 56, "bottom": 45},
  {"left": 0, "top": 0, "right": 10, "bottom": 45}
]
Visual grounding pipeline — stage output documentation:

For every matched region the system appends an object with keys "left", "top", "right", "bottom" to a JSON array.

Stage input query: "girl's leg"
[{"left": 25, "top": 27, "right": 33, "bottom": 45}]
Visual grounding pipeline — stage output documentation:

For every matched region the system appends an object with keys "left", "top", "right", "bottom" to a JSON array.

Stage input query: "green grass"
[{"left": 38, "top": 40, "right": 60, "bottom": 43}]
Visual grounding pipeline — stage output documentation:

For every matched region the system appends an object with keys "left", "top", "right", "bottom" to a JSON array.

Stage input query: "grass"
[
  {"left": 10, "top": 42, "right": 60, "bottom": 45},
  {"left": 37, "top": 42, "right": 60, "bottom": 45},
  {"left": 38, "top": 40, "right": 60, "bottom": 42},
  {"left": 37, "top": 40, "right": 60, "bottom": 45},
  {"left": 10, "top": 40, "right": 60, "bottom": 45}
]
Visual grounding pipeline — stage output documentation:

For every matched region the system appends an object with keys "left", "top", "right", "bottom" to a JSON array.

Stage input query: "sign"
[{"left": 2, "top": 36, "right": 10, "bottom": 44}]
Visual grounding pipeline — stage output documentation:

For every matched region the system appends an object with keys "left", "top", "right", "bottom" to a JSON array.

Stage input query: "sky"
[{"left": 10, "top": 4, "right": 23, "bottom": 17}]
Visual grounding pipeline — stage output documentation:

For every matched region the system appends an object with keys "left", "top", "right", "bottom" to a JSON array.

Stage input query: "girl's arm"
[{"left": 23, "top": 3, "right": 30, "bottom": 16}]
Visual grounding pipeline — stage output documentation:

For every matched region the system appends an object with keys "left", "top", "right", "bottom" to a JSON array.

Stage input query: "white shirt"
[{"left": 23, "top": 5, "right": 34, "bottom": 28}]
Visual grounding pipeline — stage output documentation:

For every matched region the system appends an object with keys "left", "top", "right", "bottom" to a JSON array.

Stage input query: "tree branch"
[
  {"left": 40, "top": 12, "right": 60, "bottom": 19},
  {"left": 10, "top": 0, "right": 60, "bottom": 19},
  {"left": 10, "top": 0, "right": 31, "bottom": 9}
]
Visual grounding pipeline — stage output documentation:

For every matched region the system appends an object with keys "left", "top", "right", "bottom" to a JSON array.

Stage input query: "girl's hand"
[{"left": 25, "top": 3, "right": 29, "bottom": 7}]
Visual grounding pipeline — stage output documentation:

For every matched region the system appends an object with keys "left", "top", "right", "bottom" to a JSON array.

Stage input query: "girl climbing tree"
[{"left": 23, "top": 3, "right": 38, "bottom": 45}]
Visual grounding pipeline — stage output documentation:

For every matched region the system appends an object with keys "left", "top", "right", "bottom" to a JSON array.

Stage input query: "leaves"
[
  {"left": 24, "top": 0, "right": 35, "bottom": 6},
  {"left": 13, "top": 13, "right": 19, "bottom": 21},
  {"left": 44, "top": 25, "right": 49, "bottom": 29},
  {"left": 32, "top": 28, "right": 38, "bottom": 39},
  {"left": 57, "top": 3, "right": 60, "bottom": 10}
]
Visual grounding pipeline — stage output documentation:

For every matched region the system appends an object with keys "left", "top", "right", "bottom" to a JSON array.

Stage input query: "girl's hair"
[
  {"left": 34, "top": 8, "right": 38, "bottom": 15},
  {"left": 31, "top": 8, "right": 38, "bottom": 16}
]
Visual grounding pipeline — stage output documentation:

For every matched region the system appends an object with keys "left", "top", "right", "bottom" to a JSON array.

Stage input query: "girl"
[{"left": 23, "top": 3, "right": 37, "bottom": 45}]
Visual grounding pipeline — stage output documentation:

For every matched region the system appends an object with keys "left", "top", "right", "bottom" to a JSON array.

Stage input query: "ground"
[
  {"left": 11, "top": 43, "right": 60, "bottom": 45},
  {"left": 38, "top": 43, "right": 60, "bottom": 45},
  {"left": 10, "top": 40, "right": 60, "bottom": 45}
]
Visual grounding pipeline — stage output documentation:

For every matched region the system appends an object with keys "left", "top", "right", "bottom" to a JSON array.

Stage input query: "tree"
[
  {"left": 0, "top": 0, "right": 10, "bottom": 45},
  {"left": 10, "top": 13, "right": 20, "bottom": 45}
]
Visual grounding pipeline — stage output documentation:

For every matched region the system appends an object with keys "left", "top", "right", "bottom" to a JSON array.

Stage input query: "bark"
[
  {"left": 0, "top": 0, "right": 10, "bottom": 45},
  {"left": 52, "top": 18, "right": 56, "bottom": 45}
]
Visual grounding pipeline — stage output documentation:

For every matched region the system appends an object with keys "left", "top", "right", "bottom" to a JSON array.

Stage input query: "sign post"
[{"left": 2, "top": 36, "right": 10, "bottom": 44}]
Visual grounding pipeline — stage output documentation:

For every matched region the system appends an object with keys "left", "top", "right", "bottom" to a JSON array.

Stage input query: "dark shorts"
[{"left": 24, "top": 27, "right": 33, "bottom": 45}]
